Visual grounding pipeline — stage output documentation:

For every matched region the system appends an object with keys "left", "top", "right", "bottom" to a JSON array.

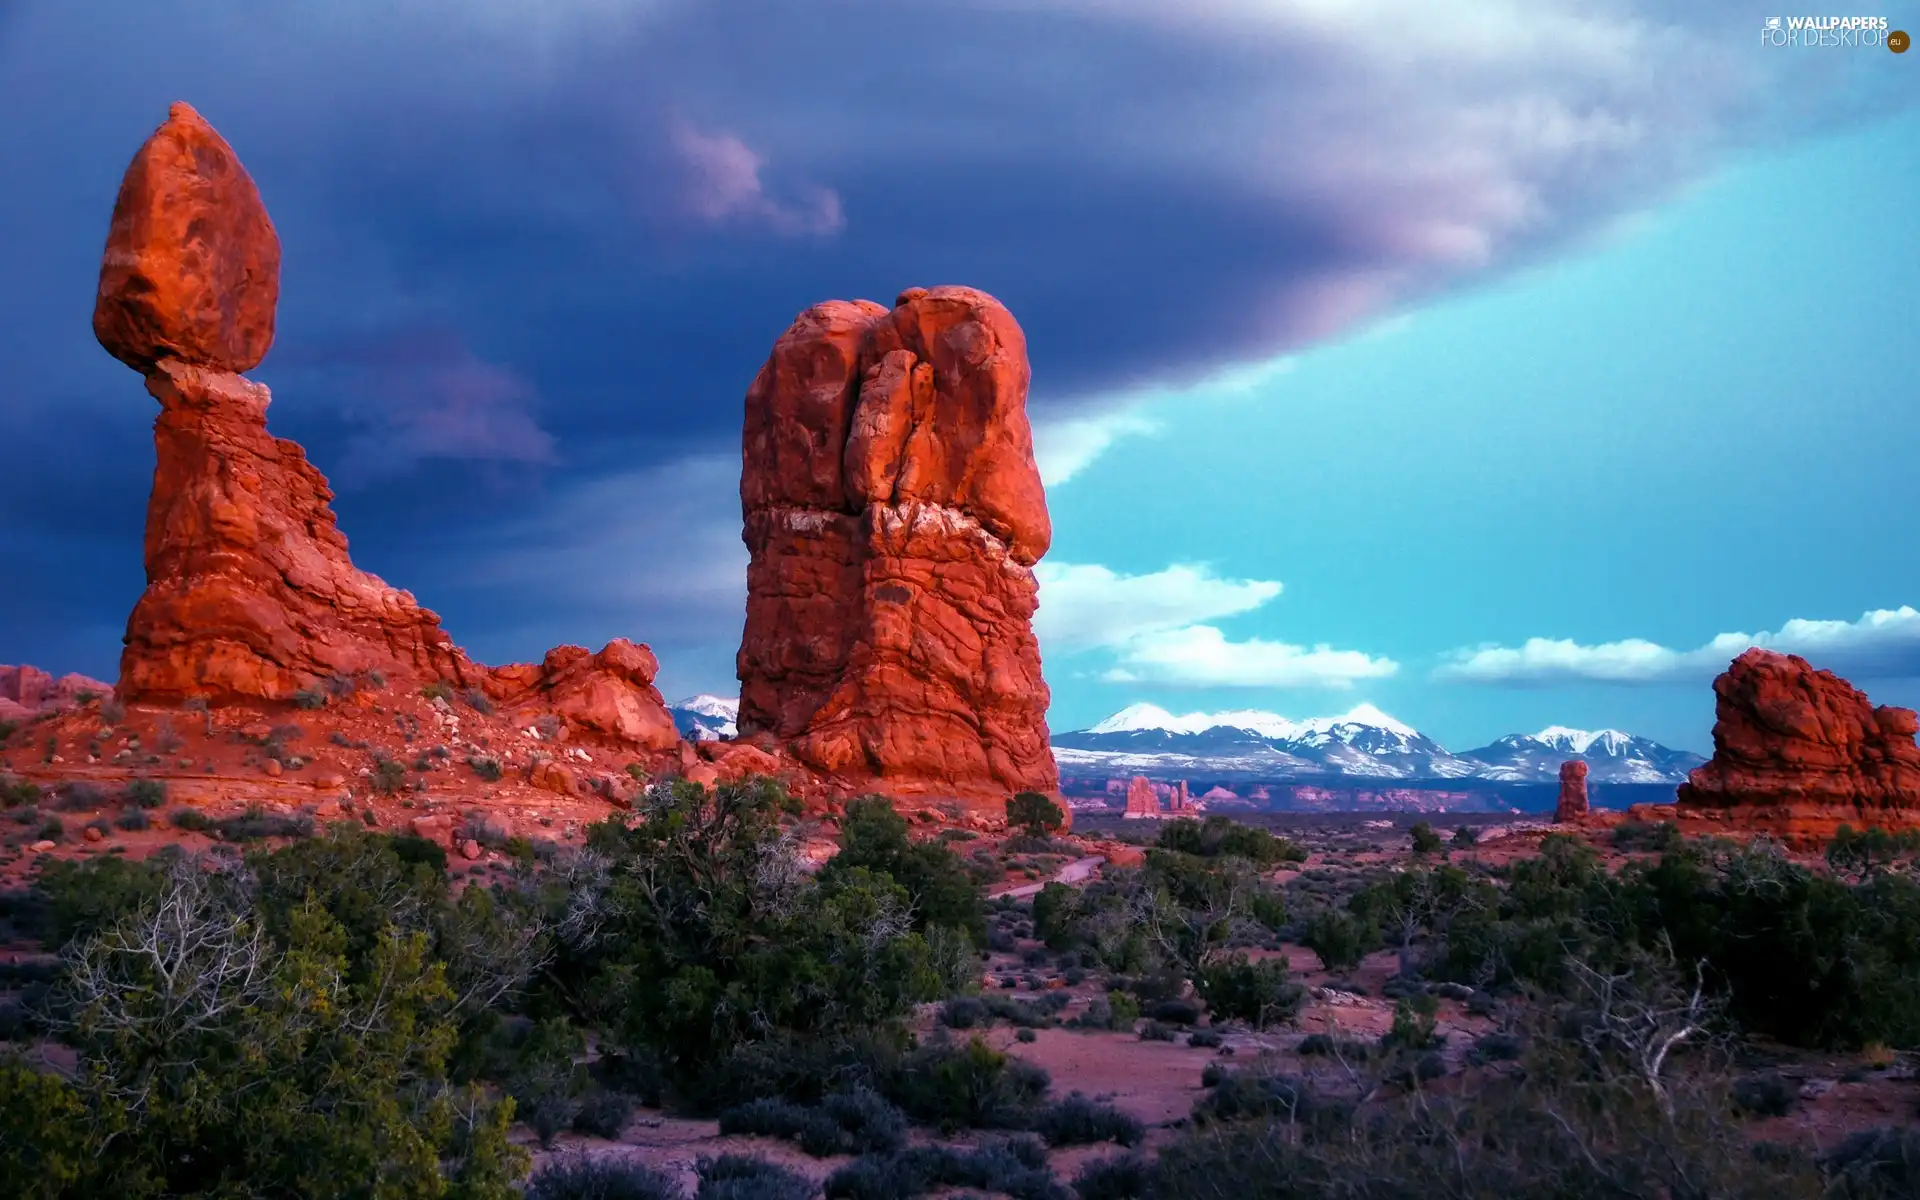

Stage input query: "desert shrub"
[
  {"left": 368, "top": 756, "right": 407, "bottom": 794},
  {"left": 168, "top": 806, "right": 213, "bottom": 833},
  {"left": 1823, "top": 1128, "right": 1920, "bottom": 1198},
  {"left": 213, "top": 806, "right": 315, "bottom": 842},
  {"left": 1409, "top": 821, "right": 1444, "bottom": 855},
  {"left": 0, "top": 720, "right": 15, "bottom": 745},
  {"left": 420, "top": 680, "right": 455, "bottom": 703},
  {"left": 1017, "top": 1027, "right": 1037, "bottom": 1043},
  {"left": 1033, "top": 1091, "right": 1144, "bottom": 1147},
  {"left": 1827, "top": 825, "right": 1920, "bottom": 881},
  {"left": 1150, "top": 998, "right": 1202, "bottom": 1025},
  {"left": 122, "top": 778, "right": 167, "bottom": 809},
  {"left": 1, "top": 777, "right": 39, "bottom": 807},
  {"left": 817, "top": 1087, "right": 908, "bottom": 1153},
  {"left": 1297, "top": 902, "right": 1374, "bottom": 967},
  {"left": 1155, "top": 816, "right": 1305, "bottom": 865},
  {"left": 506, "top": 1016, "right": 587, "bottom": 1148},
  {"left": 541, "top": 780, "right": 946, "bottom": 1110},
  {"left": 940, "top": 995, "right": 989, "bottom": 1029},
  {"left": 467, "top": 754, "right": 504, "bottom": 782},
  {"left": 1192, "top": 1070, "right": 1336, "bottom": 1127},
  {"left": 291, "top": 687, "right": 327, "bottom": 710},
  {"left": 885, "top": 1036, "right": 1050, "bottom": 1130},
  {"left": 1611, "top": 819, "right": 1684, "bottom": 854},
  {"left": 1296, "top": 1033, "right": 1373, "bottom": 1062},
  {"left": 570, "top": 1089, "right": 637, "bottom": 1139},
  {"left": 33, "top": 816, "right": 63, "bottom": 843},
  {"left": 524, "top": 1155, "right": 681, "bottom": 1200},
  {"left": 1468, "top": 1031, "right": 1526, "bottom": 1064},
  {"left": 823, "top": 1139, "right": 1064, "bottom": 1200},
  {"left": 696, "top": 1154, "right": 814, "bottom": 1200},
  {"left": 23, "top": 857, "right": 527, "bottom": 1197},
  {"left": 462, "top": 687, "right": 495, "bottom": 715},
  {"left": 1007, "top": 791, "right": 1066, "bottom": 839},
  {"left": 1188, "top": 1027, "right": 1224, "bottom": 1049},
  {"left": 1451, "top": 825, "right": 1478, "bottom": 848},
  {"left": 1731, "top": 1070, "right": 1799, "bottom": 1117},
  {"left": 1382, "top": 994, "right": 1442, "bottom": 1051},
  {"left": 1197, "top": 954, "right": 1303, "bottom": 1028},
  {"left": 819, "top": 795, "right": 985, "bottom": 944},
  {"left": 53, "top": 783, "right": 106, "bottom": 812},
  {"left": 1073, "top": 1153, "right": 1150, "bottom": 1200}
]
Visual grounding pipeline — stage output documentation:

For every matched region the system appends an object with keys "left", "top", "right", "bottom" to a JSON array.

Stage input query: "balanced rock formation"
[
  {"left": 1554, "top": 759, "right": 1589, "bottom": 822},
  {"left": 736, "top": 286, "right": 1055, "bottom": 801},
  {"left": 0, "top": 666, "right": 116, "bottom": 723},
  {"left": 1676, "top": 648, "right": 1920, "bottom": 843},
  {"left": 94, "top": 104, "right": 678, "bottom": 753},
  {"left": 1122, "top": 775, "right": 1160, "bottom": 819},
  {"left": 94, "top": 103, "right": 280, "bottom": 375}
]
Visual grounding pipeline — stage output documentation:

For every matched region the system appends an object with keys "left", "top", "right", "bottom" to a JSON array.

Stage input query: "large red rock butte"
[
  {"left": 736, "top": 286, "right": 1057, "bottom": 802},
  {"left": 93, "top": 103, "right": 679, "bottom": 755},
  {"left": 1676, "top": 648, "right": 1920, "bottom": 844},
  {"left": 1554, "top": 759, "right": 1590, "bottom": 823}
]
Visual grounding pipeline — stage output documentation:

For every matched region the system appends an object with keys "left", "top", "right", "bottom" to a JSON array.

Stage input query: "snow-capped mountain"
[
  {"left": 1052, "top": 705, "right": 1700, "bottom": 784},
  {"left": 1457, "top": 727, "right": 1705, "bottom": 784},
  {"left": 1054, "top": 703, "right": 1478, "bottom": 780},
  {"left": 670, "top": 695, "right": 738, "bottom": 741}
]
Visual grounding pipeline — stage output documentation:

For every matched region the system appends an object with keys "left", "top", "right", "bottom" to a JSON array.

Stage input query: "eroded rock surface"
[
  {"left": 1677, "top": 648, "right": 1920, "bottom": 842},
  {"left": 1555, "top": 759, "right": 1590, "bottom": 822},
  {"left": 94, "top": 104, "right": 679, "bottom": 756},
  {"left": 94, "top": 103, "right": 280, "bottom": 374},
  {"left": 737, "top": 286, "right": 1056, "bottom": 801}
]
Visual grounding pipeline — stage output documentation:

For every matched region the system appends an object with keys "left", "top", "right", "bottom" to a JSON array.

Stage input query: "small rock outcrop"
[
  {"left": 1554, "top": 759, "right": 1590, "bottom": 822},
  {"left": 1122, "top": 775, "right": 1160, "bottom": 819},
  {"left": 735, "top": 286, "right": 1056, "bottom": 802},
  {"left": 0, "top": 666, "right": 116, "bottom": 723},
  {"left": 94, "top": 104, "right": 679, "bottom": 754},
  {"left": 1676, "top": 648, "right": 1920, "bottom": 842}
]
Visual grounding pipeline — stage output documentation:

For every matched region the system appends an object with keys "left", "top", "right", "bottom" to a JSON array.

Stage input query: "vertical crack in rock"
[{"left": 737, "top": 286, "right": 1058, "bottom": 802}]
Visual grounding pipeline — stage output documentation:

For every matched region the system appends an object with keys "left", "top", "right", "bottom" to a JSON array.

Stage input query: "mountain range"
[
  {"left": 1049, "top": 703, "right": 1703, "bottom": 785},
  {"left": 666, "top": 696, "right": 1706, "bottom": 786},
  {"left": 670, "top": 695, "right": 738, "bottom": 742}
]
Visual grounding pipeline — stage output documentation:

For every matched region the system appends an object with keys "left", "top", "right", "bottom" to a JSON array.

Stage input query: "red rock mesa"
[
  {"left": 93, "top": 104, "right": 677, "bottom": 752},
  {"left": 1676, "top": 648, "right": 1920, "bottom": 844},
  {"left": 1554, "top": 759, "right": 1590, "bottom": 822},
  {"left": 735, "top": 286, "right": 1056, "bottom": 801}
]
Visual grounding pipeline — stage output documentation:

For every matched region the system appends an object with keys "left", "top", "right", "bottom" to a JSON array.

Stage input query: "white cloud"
[
  {"left": 1105, "top": 624, "right": 1400, "bottom": 689},
  {"left": 1436, "top": 606, "right": 1920, "bottom": 685},
  {"left": 1036, "top": 561, "right": 1396, "bottom": 688},
  {"left": 1035, "top": 562, "right": 1281, "bottom": 651},
  {"left": 670, "top": 123, "right": 845, "bottom": 238},
  {"left": 1031, "top": 406, "right": 1161, "bottom": 487}
]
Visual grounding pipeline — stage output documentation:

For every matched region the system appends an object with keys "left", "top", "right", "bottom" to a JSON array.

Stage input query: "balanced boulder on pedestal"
[{"left": 94, "top": 104, "right": 679, "bottom": 753}]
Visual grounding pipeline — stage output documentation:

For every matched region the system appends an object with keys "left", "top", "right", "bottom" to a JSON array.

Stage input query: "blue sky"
[
  {"left": 0, "top": 1, "right": 1913, "bottom": 755},
  {"left": 1037, "top": 109, "right": 1920, "bottom": 752}
]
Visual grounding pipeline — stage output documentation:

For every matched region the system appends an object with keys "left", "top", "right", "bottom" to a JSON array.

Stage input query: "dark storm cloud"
[{"left": 0, "top": 0, "right": 1905, "bottom": 682}]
